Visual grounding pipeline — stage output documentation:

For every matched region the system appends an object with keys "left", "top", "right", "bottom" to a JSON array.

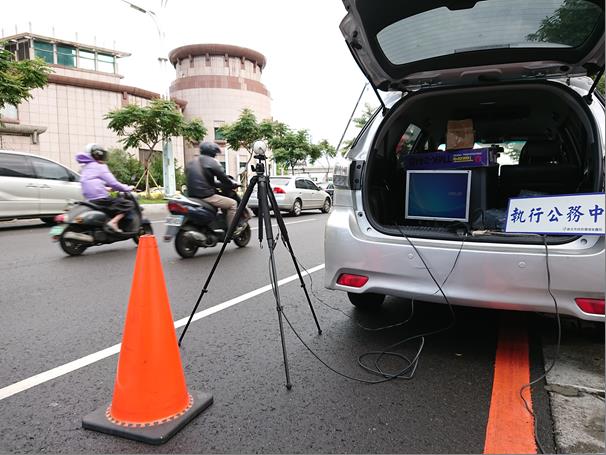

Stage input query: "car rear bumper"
[
  {"left": 247, "top": 193, "right": 293, "bottom": 211},
  {"left": 324, "top": 208, "right": 605, "bottom": 321}
]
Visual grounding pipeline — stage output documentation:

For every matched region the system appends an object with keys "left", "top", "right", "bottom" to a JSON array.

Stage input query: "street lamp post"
[{"left": 122, "top": 0, "right": 176, "bottom": 196}]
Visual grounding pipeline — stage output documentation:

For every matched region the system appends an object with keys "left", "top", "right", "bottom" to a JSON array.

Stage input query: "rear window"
[
  {"left": 377, "top": 0, "right": 602, "bottom": 65},
  {"left": 270, "top": 178, "right": 291, "bottom": 186}
]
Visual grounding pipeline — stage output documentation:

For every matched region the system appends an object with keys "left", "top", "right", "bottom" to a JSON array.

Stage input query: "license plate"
[
  {"left": 49, "top": 225, "right": 66, "bottom": 236},
  {"left": 166, "top": 215, "right": 184, "bottom": 226}
]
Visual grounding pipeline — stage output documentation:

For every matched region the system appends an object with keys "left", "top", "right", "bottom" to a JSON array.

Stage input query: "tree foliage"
[
  {"left": 271, "top": 129, "right": 319, "bottom": 175},
  {"left": 218, "top": 108, "right": 287, "bottom": 185},
  {"left": 105, "top": 98, "right": 206, "bottom": 194},
  {"left": 341, "top": 102, "right": 377, "bottom": 154},
  {"left": 0, "top": 45, "right": 50, "bottom": 121},
  {"left": 527, "top": 0, "right": 600, "bottom": 46}
]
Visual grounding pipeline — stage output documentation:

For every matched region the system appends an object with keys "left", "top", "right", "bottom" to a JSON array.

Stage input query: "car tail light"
[
  {"left": 273, "top": 186, "right": 286, "bottom": 194},
  {"left": 54, "top": 214, "right": 66, "bottom": 223},
  {"left": 337, "top": 273, "right": 369, "bottom": 288},
  {"left": 575, "top": 298, "right": 605, "bottom": 315},
  {"left": 168, "top": 201, "right": 189, "bottom": 214}
]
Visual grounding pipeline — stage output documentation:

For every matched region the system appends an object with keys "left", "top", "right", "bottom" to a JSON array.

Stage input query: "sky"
[{"left": 2, "top": 0, "right": 379, "bottom": 147}]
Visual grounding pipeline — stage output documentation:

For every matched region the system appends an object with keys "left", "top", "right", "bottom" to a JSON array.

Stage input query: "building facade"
[
  {"left": 0, "top": 33, "right": 186, "bottom": 171},
  {"left": 168, "top": 44, "right": 272, "bottom": 176}
]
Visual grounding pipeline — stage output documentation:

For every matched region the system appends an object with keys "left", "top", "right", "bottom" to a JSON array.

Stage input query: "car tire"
[
  {"left": 175, "top": 229, "right": 198, "bottom": 258},
  {"left": 347, "top": 292, "right": 385, "bottom": 310},
  {"left": 290, "top": 199, "right": 302, "bottom": 217},
  {"left": 40, "top": 217, "right": 56, "bottom": 226},
  {"left": 321, "top": 198, "right": 331, "bottom": 213}
]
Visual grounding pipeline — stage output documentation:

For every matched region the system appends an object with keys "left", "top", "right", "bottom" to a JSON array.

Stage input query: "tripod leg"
[
  {"left": 258, "top": 178, "right": 292, "bottom": 389},
  {"left": 267, "top": 187, "right": 322, "bottom": 335},
  {"left": 178, "top": 177, "right": 259, "bottom": 346}
]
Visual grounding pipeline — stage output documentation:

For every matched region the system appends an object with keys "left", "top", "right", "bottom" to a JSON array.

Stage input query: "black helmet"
[
  {"left": 85, "top": 143, "right": 108, "bottom": 162},
  {"left": 200, "top": 141, "right": 220, "bottom": 157}
]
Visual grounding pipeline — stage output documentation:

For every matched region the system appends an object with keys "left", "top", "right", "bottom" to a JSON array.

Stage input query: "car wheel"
[
  {"left": 321, "top": 198, "right": 331, "bottom": 213},
  {"left": 40, "top": 217, "right": 56, "bottom": 226},
  {"left": 233, "top": 224, "right": 251, "bottom": 247},
  {"left": 175, "top": 229, "right": 198, "bottom": 258},
  {"left": 252, "top": 208, "right": 259, "bottom": 217},
  {"left": 59, "top": 227, "right": 88, "bottom": 256},
  {"left": 132, "top": 223, "right": 154, "bottom": 245},
  {"left": 347, "top": 292, "right": 385, "bottom": 310},
  {"left": 290, "top": 199, "right": 302, "bottom": 217}
]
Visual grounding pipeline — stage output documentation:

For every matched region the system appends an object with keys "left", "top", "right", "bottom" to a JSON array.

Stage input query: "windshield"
[{"left": 377, "top": 0, "right": 602, "bottom": 65}]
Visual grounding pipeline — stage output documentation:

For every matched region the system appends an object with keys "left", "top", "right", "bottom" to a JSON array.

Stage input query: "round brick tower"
[{"left": 168, "top": 43, "right": 271, "bottom": 176}]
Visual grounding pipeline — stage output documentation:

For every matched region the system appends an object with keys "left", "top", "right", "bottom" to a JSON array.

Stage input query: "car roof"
[{"left": 0, "top": 149, "right": 78, "bottom": 173}]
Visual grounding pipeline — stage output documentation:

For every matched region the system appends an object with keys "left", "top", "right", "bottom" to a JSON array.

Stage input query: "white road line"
[{"left": 0, "top": 263, "right": 325, "bottom": 402}]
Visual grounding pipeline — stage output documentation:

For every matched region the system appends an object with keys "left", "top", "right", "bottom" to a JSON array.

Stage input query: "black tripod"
[{"left": 178, "top": 152, "right": 322, "bottom": 389}]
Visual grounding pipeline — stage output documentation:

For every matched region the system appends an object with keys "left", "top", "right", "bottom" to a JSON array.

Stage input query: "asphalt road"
[{"left": 0, "top": 212, "right": 557, "bottom": 453}]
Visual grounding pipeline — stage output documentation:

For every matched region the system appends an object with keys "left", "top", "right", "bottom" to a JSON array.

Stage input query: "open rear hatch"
[{"left": 340, "top": 0, "right": 604, "bottom": 91}]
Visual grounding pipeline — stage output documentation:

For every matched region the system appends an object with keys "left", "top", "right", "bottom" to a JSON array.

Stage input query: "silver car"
[
  {"left": 0, "top": 150, "right": 82, "bottom": 223},
  {"left": 325, "top": 0, "right": 605, "bottom": 321},
  {"left": 247, "top": 176, "right": 332, "bottom": 216}
]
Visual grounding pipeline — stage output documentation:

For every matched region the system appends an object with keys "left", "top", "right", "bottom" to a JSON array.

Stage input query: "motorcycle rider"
[
  {"left": 76, "top": 144, "right": 134, "bottom": 233},
  {"left": 186, "top": 142, "right": 248, "bottom": 235}
]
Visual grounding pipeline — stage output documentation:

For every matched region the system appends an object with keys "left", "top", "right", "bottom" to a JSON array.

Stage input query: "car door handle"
[
  {"left": 26, "top": 183, "right": 38, "bottom": 188},
  {"left": 39, "top": 184, "right": 51, "bottom": 189}
]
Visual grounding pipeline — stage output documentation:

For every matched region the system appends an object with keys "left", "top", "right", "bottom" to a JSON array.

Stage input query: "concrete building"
[
  {"left": 168, "top": 43, "right": 272, "bottom": 176},
  {"left": 0, "top": 33, "right": 186, "bottom": 171}
]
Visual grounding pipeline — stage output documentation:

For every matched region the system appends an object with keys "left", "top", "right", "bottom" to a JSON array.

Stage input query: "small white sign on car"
[{"left": 506, "top": 193, "right": 605, "bottom": 235}]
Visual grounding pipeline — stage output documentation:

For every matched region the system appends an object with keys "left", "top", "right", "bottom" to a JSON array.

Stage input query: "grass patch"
[{"left": 138, "top": 198, "right": 167, "bottom": 205}]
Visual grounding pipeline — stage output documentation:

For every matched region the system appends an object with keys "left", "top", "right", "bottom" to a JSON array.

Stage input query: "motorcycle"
[
  {"left": 164, "top": 187, "right": 251, "bottom": 258},
  {"left": 50, "top": 192, "right": 153, "bottom": 256}
]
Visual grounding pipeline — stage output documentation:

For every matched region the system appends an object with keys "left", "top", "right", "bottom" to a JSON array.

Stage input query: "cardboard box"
[{"left": 446, "top": 119, "right": 474, "bottom": 150}]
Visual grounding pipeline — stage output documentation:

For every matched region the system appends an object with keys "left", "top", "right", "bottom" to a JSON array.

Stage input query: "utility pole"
[{"left": 121, "top": 0, "right": 176, "bottom": 196}]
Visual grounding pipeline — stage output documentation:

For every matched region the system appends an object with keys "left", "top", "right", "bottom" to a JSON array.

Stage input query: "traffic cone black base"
[{"left": 82, "top": 390, "right": 213, "bottom": 445}]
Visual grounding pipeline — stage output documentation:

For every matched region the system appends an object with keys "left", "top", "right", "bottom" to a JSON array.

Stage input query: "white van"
[{"left": 0, "top": 150, "right": 82, "bottom": 223}]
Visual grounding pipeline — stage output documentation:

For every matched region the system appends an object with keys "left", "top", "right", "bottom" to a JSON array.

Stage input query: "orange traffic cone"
[{"left": 82, "top": 235, "right": 212, "bottom": 445}]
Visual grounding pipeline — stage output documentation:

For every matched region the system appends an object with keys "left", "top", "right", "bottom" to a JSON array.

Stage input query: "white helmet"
[{"left": 85, "top": 143, "right": 108, "bottom": 161}]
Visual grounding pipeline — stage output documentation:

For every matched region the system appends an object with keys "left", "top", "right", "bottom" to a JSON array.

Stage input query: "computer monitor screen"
[{"left": 405, "top": 170, "right": 471, "bottom": 222}]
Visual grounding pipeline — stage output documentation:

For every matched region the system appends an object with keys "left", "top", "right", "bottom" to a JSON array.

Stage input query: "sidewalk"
[
  {"left": 542, "top": 318, "right": 605, "bottom": 453},
  {"left": 140, "top": 203, "right": 168, "bottom": 218}
]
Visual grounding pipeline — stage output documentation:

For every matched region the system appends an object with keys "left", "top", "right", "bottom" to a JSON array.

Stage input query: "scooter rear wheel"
[
  {"left": 132, "top": 223, "right": 154, "bottom": 245},
  {"left": 175, "top": 229, "right": 199, "bottom": 258},
  {"left": 59, "top": 227, "right": 88, "bottom": 256}
]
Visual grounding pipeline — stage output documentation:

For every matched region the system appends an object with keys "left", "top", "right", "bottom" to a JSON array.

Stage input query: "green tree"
[
  {"left": 316, "top": 139, "right": 336, "bottom": 181},
  {"left": 527, "top": 0, "right": 601, "bottom": 46},
  {"left": 271, "top": 129, "right": 317, "bottom": 175},
  {"left": 106, "top": 148, "right": 144, "bottom": 186},
  {"left": 105, "top": 98, "right": 206, "bottom": 195},
  {"left": 219, "top": 108, "right": 287, "bottom": 187},
  {"left": 340, "top": 103, "right": 377, "bottom": 154},
  {"left": 0, "top": 44, "right": 50, "bottom": 124}
]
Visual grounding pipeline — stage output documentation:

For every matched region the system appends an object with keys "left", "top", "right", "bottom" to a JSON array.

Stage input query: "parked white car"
[
  {"left": 247, "top": 176, "right": 332, "bottom": 216},
  {"left": 0, "top": 150, "right": 82, "bottom": 223},
  {"left": 325, "top": 0, "right": 605, "bottom": 321}
]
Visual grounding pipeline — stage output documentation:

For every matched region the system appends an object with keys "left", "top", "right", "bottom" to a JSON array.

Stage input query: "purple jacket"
[{"left": 76, "top": 153, "right": 131, "bottom": 200}]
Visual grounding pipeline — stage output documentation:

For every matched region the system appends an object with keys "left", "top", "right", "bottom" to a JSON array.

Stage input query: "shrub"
[{"left": 106, "top": 148, "right": 144, "bottom": 188}]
